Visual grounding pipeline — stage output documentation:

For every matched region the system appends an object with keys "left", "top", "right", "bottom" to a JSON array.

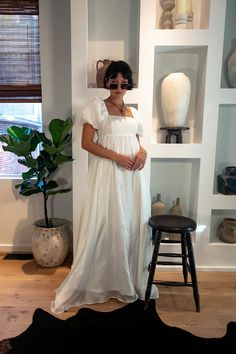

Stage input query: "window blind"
[{"left": 0, "top": 0, "right": 41, "bottom": 102}]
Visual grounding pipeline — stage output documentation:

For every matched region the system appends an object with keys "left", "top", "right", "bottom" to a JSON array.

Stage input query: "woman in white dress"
[{"left": 51, "top": 61, "right": 158, "bottom": 314}]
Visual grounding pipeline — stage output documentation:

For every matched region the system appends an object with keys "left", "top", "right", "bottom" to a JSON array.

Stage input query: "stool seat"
[
  {"left": 148, "top": 214, "right": 196, "bottom": 233},
  {"left": 145, "top": 214, "right": 200, "bottom": 312}
]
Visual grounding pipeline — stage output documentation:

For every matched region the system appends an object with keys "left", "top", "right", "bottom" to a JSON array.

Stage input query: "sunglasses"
[{"left": 107, "top": 83, "right": 130, "bottom": 90}]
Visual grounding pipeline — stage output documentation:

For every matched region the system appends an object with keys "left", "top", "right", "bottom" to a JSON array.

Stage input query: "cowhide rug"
[{"left": 0, "top": 299, "right": 235, "bottom": 353}]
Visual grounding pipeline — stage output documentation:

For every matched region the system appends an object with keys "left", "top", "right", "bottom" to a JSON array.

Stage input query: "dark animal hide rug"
[{"left": 0, "top": 299, "right": 235, "bottom": 354}]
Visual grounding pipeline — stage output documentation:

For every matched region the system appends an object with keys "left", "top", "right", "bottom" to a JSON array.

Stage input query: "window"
[{"left": 0, "top": 0, "right": 42, "bottom": 176}]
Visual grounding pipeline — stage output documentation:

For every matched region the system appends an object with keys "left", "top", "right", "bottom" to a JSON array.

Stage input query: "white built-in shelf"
[
  {"left": 212, "top": 194, "right": 236, "bottom": 209},
  {"left": 149, "top": 143, "right": 203, "bottom": 158},
  {"left": 219, "top": 89, "right": 236, "bottom": 104},
  {"left": 153, "top": 30, "right": 210, "bottom": 46},
  {"left": 72, "top": 0, "right": 236, "bottom": 269}
]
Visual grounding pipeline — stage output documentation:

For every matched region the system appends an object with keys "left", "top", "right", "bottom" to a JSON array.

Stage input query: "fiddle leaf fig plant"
[{"left": 0, "top": 118, "right": 73, "bottom": 228}]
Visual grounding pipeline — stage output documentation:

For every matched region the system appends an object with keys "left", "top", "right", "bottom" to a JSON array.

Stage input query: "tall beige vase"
[
  {"left": 228, "top": 39, "right": 236, "bottom": 88},
  {"left": 161, "top": 72, "right": 191, "bottom": 127}
]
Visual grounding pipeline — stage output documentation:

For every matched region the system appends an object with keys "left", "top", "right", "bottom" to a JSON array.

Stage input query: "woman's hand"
[
  {"left": 115, "top": 154, "right": 135, "bottom": 170},
  {"left": 132, "top": 148, "right": 147, "bottom": 171}
]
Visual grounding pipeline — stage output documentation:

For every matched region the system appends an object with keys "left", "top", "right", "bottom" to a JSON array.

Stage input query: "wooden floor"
[{"left": 0, "top": 252, "right": 236, "bottom": 340}]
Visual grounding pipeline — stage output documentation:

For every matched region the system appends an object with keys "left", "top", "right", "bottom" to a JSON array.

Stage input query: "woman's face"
[{"left": 107, "top": 73, "right": 129, "bottom": 99}]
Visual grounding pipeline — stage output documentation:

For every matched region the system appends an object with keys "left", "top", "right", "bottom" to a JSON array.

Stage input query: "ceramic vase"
[
  {"left": 217, "top": 218, "right": 236, "bottom": 244},
  {"left": 170, "top": 197, "right": 182, "bottom": 216},
  {"left": 169, "top": 197, "right": 183, "bottom": 240},
  {"left": 151, "top": 193, "right": 167, "bottom": 216},
  {"left": 227, "top": 40, "right": 236, "bottom": 88},
  {"left": 161, "top": 72, "right": 191, "bottom": 127},
  {"left": 96, "top": 59, "right": 112, "bottom": 88}
]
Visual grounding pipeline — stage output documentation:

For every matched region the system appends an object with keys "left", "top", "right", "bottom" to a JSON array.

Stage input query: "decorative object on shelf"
[
  {"left": 169, "top": 197, "right": 183, "bottom": 240},
  {"left": 170, "top": 197, "right": 182, "bottom": 216},
  {"left": 151, "top": 193, "right": 167, "bottom": 216},
  {"left": 160, "top": 72, "right": 190, "bottom": 143},
  {"left": 217, "top": 218, "right": 236, "bottom": 244},
  {"left": 96, "top": 59, "right": 112, "bottom": 88},
  {"left": 175, "top": 0, "right": 193, "bottom": 29},
  {"left": 160, "top": 126, "right": 189, "bottom": 143},
  {"left": 159, "top": 0, "right": 175, "bottom": 29},
  {"left": 227, "top": 38, "right": 236, "bottom": 88},
  {"left": 217, "top": 166, "right": 236, "bottom": 195},
  {"left": 32, "top": 218, "right": 70, "bottom": 267}
]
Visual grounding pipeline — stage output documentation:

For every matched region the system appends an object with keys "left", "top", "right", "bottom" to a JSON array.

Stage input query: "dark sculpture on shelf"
[{"left": 217, "top": 166, "right": 236, "bottom": 195}]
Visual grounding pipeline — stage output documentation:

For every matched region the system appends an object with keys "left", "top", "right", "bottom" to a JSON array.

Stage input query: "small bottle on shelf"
[
  {"left": 170, "top": 197, "right": 182, "bottom": 215},
  {"left": 169, "top": 197, "right": 182, "bottom": 240},
  {"left": 151, "top": 193, "right": 167, "bottom": 216}
]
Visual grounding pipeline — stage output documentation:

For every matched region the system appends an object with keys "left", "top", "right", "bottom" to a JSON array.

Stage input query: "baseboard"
[{"left": 0, "top": 243, "right": 32, "bottom": 254}]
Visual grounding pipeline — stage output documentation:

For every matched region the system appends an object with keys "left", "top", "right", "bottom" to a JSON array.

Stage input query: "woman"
[{"left": 51, "top": 60, "right": 158, "bottom": 314}]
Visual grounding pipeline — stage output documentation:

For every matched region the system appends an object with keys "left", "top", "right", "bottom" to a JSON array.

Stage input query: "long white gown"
[{"left": 51, "top": 96, "right": 158, "bottom": 314}]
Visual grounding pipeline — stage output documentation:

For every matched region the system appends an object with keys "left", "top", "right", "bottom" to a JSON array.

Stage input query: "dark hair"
[{"left": 103, "top": 60, "right": 134, "bottom": 90}]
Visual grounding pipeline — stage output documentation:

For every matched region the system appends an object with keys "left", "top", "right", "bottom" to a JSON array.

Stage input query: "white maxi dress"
[{"left": 51, "top": 96, "right": 158, "bottom": 314}]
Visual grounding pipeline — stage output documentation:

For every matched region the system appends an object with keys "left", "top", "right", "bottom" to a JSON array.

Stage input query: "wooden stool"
[{"left": 144, "top": 214, "right": 200, "bottom": 312}]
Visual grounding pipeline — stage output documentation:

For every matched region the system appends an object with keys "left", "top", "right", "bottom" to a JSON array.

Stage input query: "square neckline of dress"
[{"left": 102, "top": 99, "right": 134, "bottom": 119}]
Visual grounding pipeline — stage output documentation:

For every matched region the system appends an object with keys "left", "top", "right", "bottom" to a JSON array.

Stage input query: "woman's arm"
[
  {"left": 132, "top": 135, "right": 147, "bottom": 170},
  {"left": 81, "top": 123, "right": 134, "bottom": 170}
]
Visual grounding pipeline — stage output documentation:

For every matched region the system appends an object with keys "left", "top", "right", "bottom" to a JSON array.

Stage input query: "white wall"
[{"left": 0, "top": 0, "right": 72, "bottom": 253}]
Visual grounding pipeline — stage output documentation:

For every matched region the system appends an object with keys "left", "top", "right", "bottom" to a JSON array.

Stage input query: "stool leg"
[
  {"left": 144, "top": 230, "right": 162, "bottom": 310},
  {"left": 181, "top": 233, "right": 188, "bottom": 284},
  {"left": 152, "top": 228, "right": 156, "bottom": 245},
  {"left": 186, "top": 232, "right": 200, "bottom": 312},
  {"left": 176, "top": 130, "right": 183, "bottom": 143},
  {"left": 166, "top": 132, "right": 171, "bottom": 143}
]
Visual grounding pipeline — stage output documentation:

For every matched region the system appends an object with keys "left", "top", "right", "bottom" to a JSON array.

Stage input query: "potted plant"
[{"left": 0, "top": 117, "right": 73, "bottom": 267}]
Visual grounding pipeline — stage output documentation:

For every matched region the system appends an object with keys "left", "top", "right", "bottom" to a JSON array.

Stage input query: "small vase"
[
  {"left": 170, "top": 197, "right": 182, "bottom": 216},
  {"left": 151, "top": 193, "right": 167, "bottom": 216},
  {"left": 227, "top": 39, "right": 236, "bottom": 88},
  {"left": 96, "top": 59, "right": 112, "bottom": 88},
  {"left": 161, "top": 72, "right": 191, "bottom": 127},
  {"left": 169, "top": 197, "right": 182, "bottom": 240},
  {"left": 217, "top": 218, "right": 236, "bottom": 244}
]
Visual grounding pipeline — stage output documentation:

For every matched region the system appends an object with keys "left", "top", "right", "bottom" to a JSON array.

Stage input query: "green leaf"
[
  {"left": 22, "top": 169, "right": 36, "bottom": 180},
  {"left": 7, "top": 126, "right": 32, "bottom": 141},
  {"left": 17, "top": 181, "right": 41, "bottom": 196},
  {"left": 54, "top": 154, "right": 73, "bottom": 165},
  {"left": 47, "top": 188, "right": 71, "bottom": 196},
  {"left": 49, "top": 118, "right": 72, "bottom": 148},
  {"left": 45, "top": 180, "right": 58, "bottom": 190}
]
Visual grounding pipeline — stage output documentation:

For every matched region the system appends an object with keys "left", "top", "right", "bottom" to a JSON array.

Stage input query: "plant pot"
[{"left": 32, "top": 218, "right": 70, "bottom": 267}]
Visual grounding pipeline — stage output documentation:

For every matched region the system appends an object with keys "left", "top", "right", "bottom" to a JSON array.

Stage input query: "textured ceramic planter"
[
  {"left": 32, "top": 218, "right": 70, "bottom": 267},
  {"left": 217, "top": 218, "right": 236, "bottom": 244}
]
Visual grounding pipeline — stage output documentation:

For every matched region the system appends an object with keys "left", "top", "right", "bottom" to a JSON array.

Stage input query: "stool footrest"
[
  {"left": 153, "top": 280, "right": 192, "bottom": 287},
  {"left": 159, "top": 239, "right": 181, "bottom": 243},
  {"left": 157, "top": 261, "right": 184, "bottom": 266},
  {"left": 158, "top": 252, "right": 186, "bottom": 258}
]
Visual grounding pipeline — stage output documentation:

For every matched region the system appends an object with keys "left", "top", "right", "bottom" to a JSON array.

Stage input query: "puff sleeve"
[
  {"left": 79, "top": 96, "right": 105, "bottom": 129},
  {"left": 131, "top": 107, "right": 144, "bottom": 137}
]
